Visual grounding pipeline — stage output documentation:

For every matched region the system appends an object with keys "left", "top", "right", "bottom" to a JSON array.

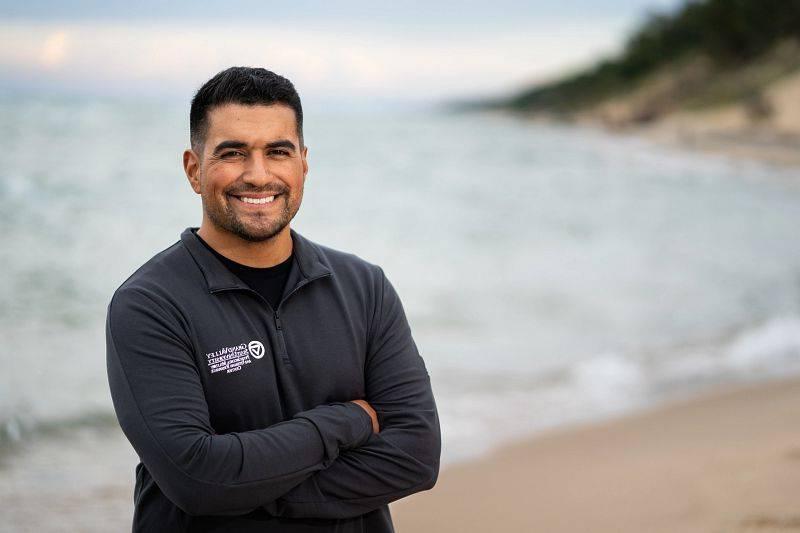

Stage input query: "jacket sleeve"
[
  {"left": 262, "top": 267, "right": 442, "bottom": 519},
  {"left": 105, "top": 287, "right": 374, "bottom": 517}
]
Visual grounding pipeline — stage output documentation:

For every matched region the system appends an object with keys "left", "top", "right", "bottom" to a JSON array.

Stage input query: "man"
[{"left": 105, "top": 66, "right": 440, "bottom": 532}]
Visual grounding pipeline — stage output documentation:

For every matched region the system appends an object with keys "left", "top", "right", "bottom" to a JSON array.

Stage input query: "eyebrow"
[
  {"left": 265, "top": 139, "right": 297, "bottom": 151},
  {"left": 212, "top": 140, "right": 247, "bottom": 155},
  {"left": 212, "top": 139, "right": 297, "bottom": 155}
]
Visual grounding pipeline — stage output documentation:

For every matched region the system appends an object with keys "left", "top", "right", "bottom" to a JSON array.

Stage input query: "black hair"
[{"left": 189, "top": 66, "right": 303, "bottom": 150}]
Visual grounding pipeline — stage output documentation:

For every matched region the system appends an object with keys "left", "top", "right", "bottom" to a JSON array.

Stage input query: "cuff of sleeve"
[{"left": 292, "top": 402, "right": 373, "bottom": 466}]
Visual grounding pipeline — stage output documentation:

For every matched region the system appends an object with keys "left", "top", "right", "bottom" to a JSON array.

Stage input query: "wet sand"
[{"left": 391, "top": 377, "right": 800, "bottom": 533}]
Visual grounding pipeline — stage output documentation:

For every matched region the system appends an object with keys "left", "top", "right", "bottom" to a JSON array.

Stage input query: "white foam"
[{"left": 433, "top": 313, "right": 800, "bottom": 466}]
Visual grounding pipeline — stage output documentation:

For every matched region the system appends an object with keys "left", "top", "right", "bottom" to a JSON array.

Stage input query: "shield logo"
[{"left": 248, "top": 340, "right": 265, "bottom": 359}]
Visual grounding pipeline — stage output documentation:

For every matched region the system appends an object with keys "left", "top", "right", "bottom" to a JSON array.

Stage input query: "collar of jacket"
[{"left": 180, "top": 226, "right": 333, "bottom": 294}]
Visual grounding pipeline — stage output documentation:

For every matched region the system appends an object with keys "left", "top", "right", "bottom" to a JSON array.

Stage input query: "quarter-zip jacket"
[{"left": 105, "top": 227, "right": 441, "bottom": 532}]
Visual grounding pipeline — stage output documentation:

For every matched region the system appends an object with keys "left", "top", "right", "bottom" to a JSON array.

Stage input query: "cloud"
[
  {"left": 39, "top": 30, "right": 70, "bottom": 69},
  {"left": 0, "top": 20, "right": 631, "bottom": 101}
]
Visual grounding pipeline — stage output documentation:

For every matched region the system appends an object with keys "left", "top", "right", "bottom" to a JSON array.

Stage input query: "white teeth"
[{"left": 239, "top": 195, "right": 275, "bottom": 204}]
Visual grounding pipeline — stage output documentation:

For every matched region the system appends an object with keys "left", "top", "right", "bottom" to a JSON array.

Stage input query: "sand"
[{"left": 390, "top": 377, "right": 800, "bottom": 533}]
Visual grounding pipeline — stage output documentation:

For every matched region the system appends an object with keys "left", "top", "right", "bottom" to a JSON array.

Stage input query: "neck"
[{"left": 197, "top": 219, "right": 293, "bottom": 268}]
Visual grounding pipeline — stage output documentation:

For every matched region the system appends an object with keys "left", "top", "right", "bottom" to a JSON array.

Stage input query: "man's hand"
[{"left": 349, "top": 400, "right": 380, "bottom": 434}]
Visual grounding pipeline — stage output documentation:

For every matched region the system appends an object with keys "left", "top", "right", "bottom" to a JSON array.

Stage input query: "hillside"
[{"left": 482, "top": 0, "right": 800, "bottom": 164}]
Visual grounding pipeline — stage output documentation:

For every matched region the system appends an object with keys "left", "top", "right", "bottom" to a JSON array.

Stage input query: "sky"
[{"left": 0, "top": 0, "right": 684, "bottom": 105}]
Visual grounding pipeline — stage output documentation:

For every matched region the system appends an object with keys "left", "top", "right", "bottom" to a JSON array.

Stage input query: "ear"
[
  {"left": 301, "top": 145, "right": 309, "bottom": 179},
  {"left": 183, "top": 148, "right": 202, "bottom": 194}
]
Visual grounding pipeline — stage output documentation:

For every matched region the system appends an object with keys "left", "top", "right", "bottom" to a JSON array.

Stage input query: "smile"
[
  {"left": 229, "top": 194, "right": 281, "bottom": 207},
  {"left": 239, "top": 195, "right": 275, "bottom": 204}
]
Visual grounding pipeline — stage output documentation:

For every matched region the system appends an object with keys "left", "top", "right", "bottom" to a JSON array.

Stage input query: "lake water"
[{"left": 2, "top": 94, "right": 800, "bottom": 471}]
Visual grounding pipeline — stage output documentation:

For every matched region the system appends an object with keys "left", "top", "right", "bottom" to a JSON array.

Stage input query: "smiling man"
[{"left": 105, "top": 67, "right": 440, "bottom": 532}]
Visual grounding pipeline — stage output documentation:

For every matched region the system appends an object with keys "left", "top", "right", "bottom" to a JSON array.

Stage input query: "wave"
[
  {"left": 0, "top": 409, "right": 120, "bottom": 463},
  {"left": 3, "top": 314, "right": 799, "bottom": 466},
  {"left": 434, "top": 313, "right": 800, "bottom": 465}
]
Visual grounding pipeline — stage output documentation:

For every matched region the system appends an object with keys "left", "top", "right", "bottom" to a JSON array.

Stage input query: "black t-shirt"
[{"left": 194, "top": 229, "right": 293, "bottom": 311}]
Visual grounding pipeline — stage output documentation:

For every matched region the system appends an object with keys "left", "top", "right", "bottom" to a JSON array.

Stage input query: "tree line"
[{"left": 502, "top": 0, "right": 800, "bottom": 113}]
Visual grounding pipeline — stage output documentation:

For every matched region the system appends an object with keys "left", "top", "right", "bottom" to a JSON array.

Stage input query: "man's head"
[
  {"left": 183, "top": 67, "right": 308, "bottom": 243},
  {"left": 189, "top": 67, "right": 304, "bottom": 151}
]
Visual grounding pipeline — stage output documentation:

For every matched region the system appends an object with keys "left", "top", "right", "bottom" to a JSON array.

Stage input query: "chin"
[{"left": 232, "top": 223, "right": 287, "bottom": 242}]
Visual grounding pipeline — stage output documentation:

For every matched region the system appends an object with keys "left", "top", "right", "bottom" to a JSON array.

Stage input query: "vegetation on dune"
[{"left": 487, "top": 0, "right": 800, "bottom": 117}]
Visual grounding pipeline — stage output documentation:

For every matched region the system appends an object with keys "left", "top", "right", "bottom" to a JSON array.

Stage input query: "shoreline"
[
  {"left": 488, "top": 65, "right": 800, "bottom": 169},
  {"left": 511, "top": 109, "right": 800, "bottom": 169},
  {"left": 634, "top": 120, "right": 800, "bottom": 168},
  {"left": 390, "top": 375, "right": 800, "bottom": 533}
]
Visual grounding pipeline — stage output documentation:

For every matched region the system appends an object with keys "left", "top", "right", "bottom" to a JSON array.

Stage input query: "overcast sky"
[{"left": 0, "top": 0, "right": 684, "bottom": 105}]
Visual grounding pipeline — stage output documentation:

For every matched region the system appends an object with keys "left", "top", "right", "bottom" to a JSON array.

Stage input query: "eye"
[
  {"left": 221, "top": 150, "right": 245, "bottom": 159},
  {"left": 269, "top": 149, "right": 291, "bottom": 157}
]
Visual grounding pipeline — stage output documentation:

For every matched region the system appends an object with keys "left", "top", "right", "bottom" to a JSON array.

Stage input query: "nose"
[{"left": 243, "top": 152, "right": 270, "bottom": 185}]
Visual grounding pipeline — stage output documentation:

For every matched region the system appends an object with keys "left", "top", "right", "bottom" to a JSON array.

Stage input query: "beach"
[
  {"left": 391, "top": 376, "right": 800, "bottom": 533},
  {"left": 2, "top": 3, "right": 799, "bottom": 530},
  {"left": 3, "top": 98, "right": 800, "bottom": 532}
]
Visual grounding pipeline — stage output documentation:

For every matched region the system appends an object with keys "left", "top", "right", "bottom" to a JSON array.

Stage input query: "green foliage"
[{"left": 503, "top": 0, "right": 800, "bottom": 112}]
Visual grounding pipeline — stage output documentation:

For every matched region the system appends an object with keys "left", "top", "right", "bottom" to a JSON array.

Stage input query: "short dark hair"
[{"left": 189, "top": 66, "right": 304, "bottom": 150}]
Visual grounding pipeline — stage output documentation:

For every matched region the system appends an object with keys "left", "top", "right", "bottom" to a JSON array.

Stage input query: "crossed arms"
[{"left": 105, "top": 267, "right": 441, "bottom": 518}]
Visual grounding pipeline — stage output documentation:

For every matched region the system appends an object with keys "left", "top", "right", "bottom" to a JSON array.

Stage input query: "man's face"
[{"left": 184, "top": 103, "right": 308, "bottom": 242}]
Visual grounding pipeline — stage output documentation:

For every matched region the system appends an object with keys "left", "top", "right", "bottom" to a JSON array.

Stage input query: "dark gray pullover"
[{"left": 105, "top": 227, "right": 440, "bottom": 532}]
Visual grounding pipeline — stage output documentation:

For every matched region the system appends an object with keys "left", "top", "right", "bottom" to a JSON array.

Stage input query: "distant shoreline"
[
  {"left": 640, "top": 122, "right": 800, "bottom": 168},
  {"left": 468, "top": 8, "right": 800, "bottom": 169},
  {"left": 476, "top": 105, "right": 800, "bottom": 168},
  {"left": 586, "top": 112, "right": 800, "bottom": 168}
]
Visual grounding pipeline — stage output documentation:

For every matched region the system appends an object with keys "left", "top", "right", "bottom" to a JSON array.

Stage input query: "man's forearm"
[
  {"left": 265, "top": 410, "right": 440, "bottom": 518},
  {"left": 263, "top": 389, "right": 441, "bottom": 519}
]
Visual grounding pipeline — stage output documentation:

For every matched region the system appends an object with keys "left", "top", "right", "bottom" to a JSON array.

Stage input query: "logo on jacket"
[
  {"left": 248, "top": 340, "right": 265, "bottom": 359},
  {"left": 205, "top": 340, "right": 265, "bottom": 375}
]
